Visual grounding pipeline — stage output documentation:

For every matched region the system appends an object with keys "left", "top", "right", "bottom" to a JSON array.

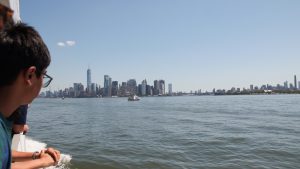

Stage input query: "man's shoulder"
[
  {"left": 0, "top": 113, "right": 12, "bottom": 138},
  {"left": 0, "top": 112, "right": 11, "bottom": 126},
  {"left": 0, "top": 116, "right": 11, "bottom": 169},
  {"left": 0, "top": 117, "right": 9, "bottom": 145}
]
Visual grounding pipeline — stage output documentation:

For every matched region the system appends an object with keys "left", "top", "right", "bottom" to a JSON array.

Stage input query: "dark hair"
[{"left": 0, "top": 23, "right": 51, "bottom": 87}]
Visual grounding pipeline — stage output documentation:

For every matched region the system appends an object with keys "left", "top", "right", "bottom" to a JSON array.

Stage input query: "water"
[{"left": 26, "top": 95, "right": 300, "bottom": 169}]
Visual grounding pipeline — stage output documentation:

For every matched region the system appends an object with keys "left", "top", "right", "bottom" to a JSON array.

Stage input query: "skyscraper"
[
  {"left": 127, "top": 79, "right": 137, "bottom": 95},
  {"left": 159, "top": 80, "right": 165, "bottom": 95},
  {"left": 284, "top": 81, "right": 288, "bottom": 89},
  {"left": 141, "top": 79, "right": 147, "bottom": 96},
  {"left": 104, "top": 75, "right": 112, "bottom": 97},
  {"left": 289, "top": 83, "right": 294, "bottom": 89},
  {"left": 250, "top": 84, "right": 254, "bottom": 91},
  {"left": 168, "top": 83, "right": 172, "bottom": 95},
  {"left": 87, "top": 68, "right": 91, "bottom": 93},
  {"left": 119, "top": 82, "right": 127, "bottom": 97},
  {"left": 111, "top": 81, "right": 118, "bottom": 96},
  {"left": 74, "top": 83, "right": 84, "bottom": 97},
  {"left": 146, "top": 85, "right": 152, "bottom": 96},
  {"left": 91, "top": 83, "right": 96, "bottom": 95},
  {"left": 153, "top": 80, "right": 159, "bottom": 95},
  {"left": 294, "top": 75, "right": 297, "bottom": 89}
]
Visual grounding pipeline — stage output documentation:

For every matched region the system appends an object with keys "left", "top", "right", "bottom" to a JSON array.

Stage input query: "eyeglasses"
[{"left": 43, "top": 73, "right": 53, "bottom": 88}]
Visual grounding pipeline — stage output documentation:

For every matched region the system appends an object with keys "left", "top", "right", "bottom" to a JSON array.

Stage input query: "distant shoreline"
[{"left": 39, "top": 91, "right": 300, "bottom": 99}]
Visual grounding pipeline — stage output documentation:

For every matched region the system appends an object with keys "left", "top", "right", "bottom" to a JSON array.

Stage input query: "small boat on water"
[{"left": 128, "top": 95, "right": 140, "bottom": 101}]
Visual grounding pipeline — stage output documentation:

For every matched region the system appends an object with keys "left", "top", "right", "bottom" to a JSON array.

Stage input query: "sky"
[{"left": 20, "top": 0, "right": 300, "bottom": 92}]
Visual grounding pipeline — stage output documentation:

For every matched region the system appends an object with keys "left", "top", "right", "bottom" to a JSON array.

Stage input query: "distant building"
[
  {"left": 276, "top": 84, "right": 282, "bottom": 90},
  {"left": 260, "top": 85, "right": 267, "bottom": 90},
  {"left": 198, "top": 89, "right": 202, "bottom": 94},
  {"left": 91, "top": 83, "right": 97, "bottom": 96},
  {"left": 74, "top": 83, "right": 84, "bottom": 97},
  {"left": 294, "top": 75, "right": 297, "bottom": 89},
  {"left": 153, "top": 80, "right": 159, "bottom": 95},
  {"left": 168, "top": 83, "right": 172, "bottom": 95},
  {"left": 118, "top": 82, "right": 127, "bottom": 97},
  {"left": 230, "top": 87, "right": 236, "bottom": 93},
  {"left": 284, "top": 81, "right": 288, "bottom": 89},
  {"left": 96, "top": 84, "right": 101, "bottom": 96},
  {"left": 141, "top": 79, "right": 147, "bottom": 96},
  {"left": 111, "top": 81, "right": 118, "bottom": 96},
  {"left": 146, "top": 85, "right": 152, "bottom": 96},
  {"left": 250, "top": 84, "right": 254, "bottom": 91},
  {"left": 127, "top": 79, "right": 137, "bottom": 95},
  {"left": 151, "top": 86, "right": 154, "bottom": 95},
  {"left": 159, "top": 80, "right": 165, "bottom": 95},
  {"left": 87, "top": 68, "right": 91, "bottom": 93},
  {"left": 289, "top": 83, "right": 294, "bottom": 89},
  {"left": 298, "top": 81, "right": 300, "bottom": 90},
  {"left": 267, "top": 84, "right": 273, "bottom": 90},
  {"left": 138, "top": 84, "right": 142, "bottom": 96},
  {"left": 104, "top": 75, "right": 112, "bottom": 97}
]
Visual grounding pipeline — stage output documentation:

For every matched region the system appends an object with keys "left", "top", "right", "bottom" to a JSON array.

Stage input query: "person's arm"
[
  {"left": 12, "top": 150, "right": 34, "bottom": 162},
  {"left": 11, "top": 151, "right": 56, "bottom": 169},
  {"left": 12, "top": 148, "right": 60, "bottom": 169}
]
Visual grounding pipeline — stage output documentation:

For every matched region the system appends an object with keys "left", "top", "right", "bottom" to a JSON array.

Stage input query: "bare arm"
[
  {"left": 12, "top": 148, "right": 61, "bottom": 169},
  {"left": 12, "top": 148, "right": 60, "bottom": 162},
  {"left": 12, "top": 152, "right": 55, "bottom": 169},
  {"left": 12, "top": 150, "right": 33, "bottom": 162}
]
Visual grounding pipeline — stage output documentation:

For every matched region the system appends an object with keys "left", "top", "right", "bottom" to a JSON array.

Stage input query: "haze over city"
[{"left": 20, "top": 1, "right": 300, "bottom": 92}]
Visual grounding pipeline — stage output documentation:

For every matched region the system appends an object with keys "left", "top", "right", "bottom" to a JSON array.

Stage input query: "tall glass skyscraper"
[
  {"left": 87, "top": 68, "right": 91, "bottom": 93},
  {"left": 153, "top": 80, "right": 159, "bottom": 95},
  {"left": 159, "top": 80, "right": 165, "bottom": 95},
  {"left": 111, "top": 81, "right": 118, "bottom": 96},
  {"left": 168, "top": 83, "right": 172, "bottom": 95},
  {"left": 294, "top": 75, "right": 297, "bottom": 89},
  {"left": 141, "top": 79, "right": 147, "bottom": 96},
  {"left": 104, "top": 75, "right": 112, "bottom": 97}
]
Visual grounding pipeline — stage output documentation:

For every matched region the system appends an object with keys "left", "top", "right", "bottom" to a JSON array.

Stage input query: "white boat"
[{"left": 128, "top": 95, "right": 140, "bottom": 101}]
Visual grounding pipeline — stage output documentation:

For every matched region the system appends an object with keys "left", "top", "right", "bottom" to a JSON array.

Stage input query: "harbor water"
[{"left": 27, "top": 95, "right": 300, "bottom": 169}]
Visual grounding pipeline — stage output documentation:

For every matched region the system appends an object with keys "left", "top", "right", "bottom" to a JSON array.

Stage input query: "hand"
[
  {"left": 12, "top": 124, "right": 29, "bottom": 134},
  {"left": 23, "top": 124, "right": 29, "bottom": 134},
  {"left": 45, "top": 147, "right": 61, "bottom": 165},
  {"left": 39, "top": 150, "right": 56, "bottom": 167}
]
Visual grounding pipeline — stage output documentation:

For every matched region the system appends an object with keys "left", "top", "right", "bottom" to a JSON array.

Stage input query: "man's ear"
[{"left": 24, "top": 66, "right": 37, "bottom": 86}]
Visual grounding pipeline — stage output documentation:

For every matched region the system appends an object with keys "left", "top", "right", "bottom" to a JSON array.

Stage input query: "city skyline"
[
  {"left": 43, "top": 67, "right": 300, "bottom": 96},
  {"left": 41, "top": 72, "right": 300, "bottom": 98},
  {"left": 21, "top": 1, "right": 300, "bottom": 91},
  {"left": 41, "top": 67, "right": 171, "bottom": 98}
]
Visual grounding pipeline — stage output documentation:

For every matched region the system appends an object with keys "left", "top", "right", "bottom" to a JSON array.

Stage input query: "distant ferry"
[{"left": 128, "top": 95, "right": 140, "bottom": 101}]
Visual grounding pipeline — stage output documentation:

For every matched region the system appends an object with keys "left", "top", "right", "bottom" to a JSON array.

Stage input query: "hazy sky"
[{"left": 21, "top": 0, "right": 300, "bottom": 92}]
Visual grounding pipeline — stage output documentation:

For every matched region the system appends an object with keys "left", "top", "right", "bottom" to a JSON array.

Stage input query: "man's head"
[{"left": 0, "top": 23, "right": 51, "bottom": 103}]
